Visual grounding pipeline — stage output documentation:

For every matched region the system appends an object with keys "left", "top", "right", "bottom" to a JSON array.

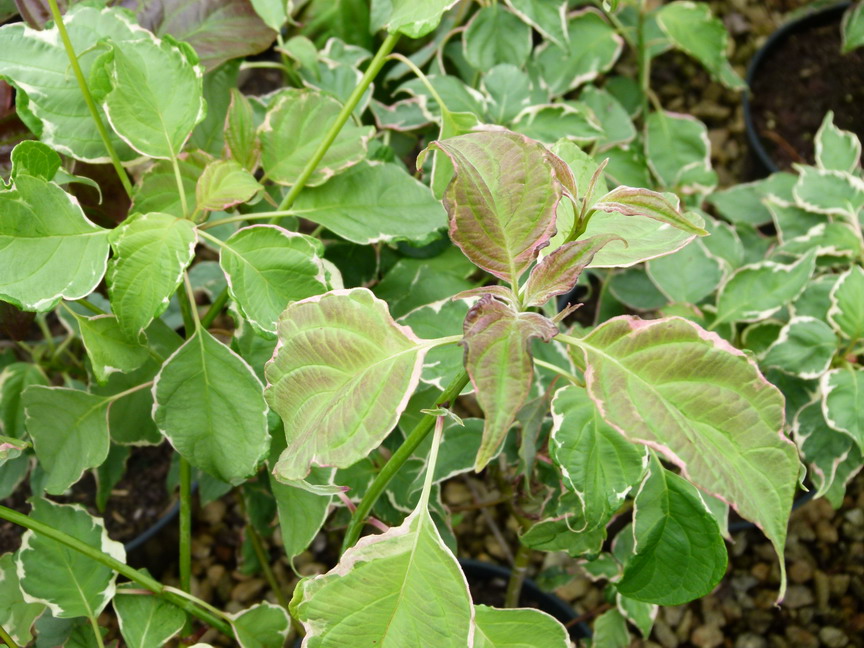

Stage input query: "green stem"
[
  {"left": 504, "top": 543, "right": 532, "bottom": 608},
  {"left": 387, "top": 52, "right": 451, "bottom": 116},
  {"left": 0, "top": 505, "right": 233, "bottom": 637},
  {"left": 46, "top": 0, "right": 132, "bottom": 199},
  {"left": 276, "top": 32, "right": 401, "bottom": 213},
  {"left": 178, "top": 457, "right": 192, "bottom": 593},
  {"left": 198, "top": 211, "right": 295, "bottom": 230},
  {"left": 88, "top": 615, "right": 105, "bottom": 648},
  {"left": 0, "top": 623, "right": 19, "bottom": 648},
  {"left": 74, "top": 298, "right": 107, "bottom": 315},
  {"left": 342, "top": 369, "right": 471, "bottom": 552},
  {"left": 636, "top": 0, "right": 651, "bottom": 120},
  {"left": 200, "top": 287, "right": 230, "bottom": 330},
  {"left": 237, "top": 495, "right": 291, "bottom": 611},
  {"left": 533, "top": 358, "right": 584, "bottom": 387},
  {"left": 171, "top": 155, "right": 189, "bottom": 218}
]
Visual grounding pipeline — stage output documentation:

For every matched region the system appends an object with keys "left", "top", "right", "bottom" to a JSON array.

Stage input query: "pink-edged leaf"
[
  {"left": 223, "top": 88, "right": 259, "bottom": 171},
  {"left": 572, "top": 316, "right": 800, "bottom": 601},
  {"left": 462, "top": 296, "right": 558, "bottom": 470},
  {"left": 452, "top": 285, "right": 519, "bottom": 308},
  {"left": 421, "top": 130, "right": 563, "bottom": 283},
  {"left": 522, "top": 234, "right": 622, "bottom": 308},
  {"left": 196, "top": 159, "right": 262, "bottom": 211},
  {"left": 593, "top": 186, "right": 708, "bottom": 236},
  {"left": 264, "top": 289, "right": 428, "bottom": 482}
]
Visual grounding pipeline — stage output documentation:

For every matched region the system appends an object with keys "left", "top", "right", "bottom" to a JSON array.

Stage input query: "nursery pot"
[{"left": 743, "top": 1, "right": 862, "bottom": 174}]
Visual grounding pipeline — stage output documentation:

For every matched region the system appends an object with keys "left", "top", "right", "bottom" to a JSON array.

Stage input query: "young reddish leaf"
[
  {"left": 462, "top": 296, "right": 558, "bottom": 470},
  {"left": 522, "top": 234, "right": 622, "bottom": 307},
  {"left": 593, "top": 186, "right": 708, "bottom": 236},
  {"left": 265, "top": 289, "right": 428, "bottom": 482},
  {"left": 421, "top": 130, "right": 564, "bottom": 284},
  {"left": 572, "top": 316, "right": 800, "bottom": 601}
]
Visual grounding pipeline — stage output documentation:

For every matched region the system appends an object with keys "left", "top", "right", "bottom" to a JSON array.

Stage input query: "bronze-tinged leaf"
[
  {"left": 522, "top": 234, "right": 622, "bottom": 308},
  {"left": 422, "top": 129, "right": 564, "bottom": 284},
  {"left": 593, "top": 186, "right": 708, "bottom": 236},
  {"left": 264, "top": 289, "right": 428, "bottom": 482},
  {"left": 462, "top": 296, "right": 558, "bottom": 470}
]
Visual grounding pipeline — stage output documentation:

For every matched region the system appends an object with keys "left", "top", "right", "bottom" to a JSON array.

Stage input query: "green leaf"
[
  {"left": 657, "top": 1, "right": 745, "bottom": 90},
  {"left": 472, "top": 605, "right": 569, "bottom": 648},
  {"left": 511, "top": 103, "right": 604, "bottom": 146},
  {"left": 762, "top": 317, "right": 837, "bottom": 379},
  {"left": 421, "top": 130, "right": 563, "bottom": 283},
  {"left": 523, "top": 235, "right": 620, "bottom": 308},
  {"left": 550, "top": 385, "right": 646, "bottom": 530},
  {"left": 464, "top": 5, "right": 532, "bottom": 70},
  {"left": 291, "top": 161, "right": 446, "bottom": 244},
  {"left": 714, "top": 251, "right": 816, "bottom": 324},
  {"left": 0, "top": 175, "right": 110, "bottom": 312},
  {"left": 101, "top": 35, "right": 205, "bottom": 159},
  {"left": 113, "top": 590, "right": 186, "bottom": 648},
  {"left": 792, "top": 166, "right": 864, "bottom": 218},
  {"left": 271, "top": 468, "right": 334, "bottom": 561},
  {"left": 373, "top": 247, "right": 475, "bottom": 318},
  {"left": 618, "top": 457, "right": 727, "bottom": 604},
  {"left": 579, "top": 85, "right": 637, "bottom": 151},
  {"left": 134, "top": 0, "right": 276, "bottom": 72},
  {"left": 76, "top": 314, "right": 151, "bottom": 384},
  {"left": 645, "top": 111, "right": 717, "bottom": 194},
  {"left": 107, "top": 212, "right": 197, "bottom": 340},
  {"left": 9, "top": 140, "right": 60, "bottom": 181},
  {"left": 0, "top": 552, "right": 44, "bottom": 646},
  {"left": 462, "top": 296, "right": 558, "bottom": 470},
  {"left": 188, "top": 60, "right": 239, "bottom": 155},
  {"left": 231, "top": 601, "right": 291, "bottom": 648},
  {"left": 17, "top": 498, "right": 125, "bottom": 618},
  {"left": 0, "top": 362, "right": 48, "bottom": 439},
  {"left": 259, "top": 88, "right": 372, "bottom": 186},
  {"left": 646, "top": 239, "right": 724, "bottom": 304},
  {"left": 794, "top": 399, "right": 863, "bottom": 502},
  {"left": 250, "top": 0, "right": 288, "bottom": 31},
  {"left": 132, "top": 152, "right": 209, "bottom": 218},
  {"left": 154, "top": 329, "right": 269, "bottom": 483},
  {"left": 592, "top": 608, "right": 630, "bottom": 648},
  {"left": 616, "top": 594, "right": 656, "bottom": 640},
  {"left": 593, "top": 186, "right": 708, "bottom": 236},
  {"left": 505, "top": 0, "right": 567, "bottom": 46},
  {"left": 196, "top": 159, "right": 262, "bottom": 211},
  {"left": 815, "top": 111, "right": 861, "bottom": 172},
  {"left": 582, "top": 208, "right": 704, "bottom": 268},
  {"left": 533, "top": 9, "right": 622, "bottom": 96},
  {"left": 520, "top": 514, "right": 605, "bottom": 557},
  {"left": 219, "top": 225, "right": 328, "bottom": 336},
  {"left": 842, "top": 1, "right": 864, "bottom": 52},
  {"left": 821, "top": 366, "right": 864, "bottom": 453},
  {"left": 264, "top": 289, "right": 427, "bottom": 482},
  {"left": 708, "top": 172, "right": 796, "bottom": 227},
  {"left": 24, "top": 386, "right": 110, "bottom": 495},
  {"left": 0, "top": 435, "right": 28, "bottom": 465},
  {"left": 371, "top": 0, "right": 458, "bottom": 38},
  {"left": 400, "top": 298, "right": 469, "bottom": 390},
  {"left": 225, "top": 88, "right": 260, "bottom": 171},
  {"left": 572, "top": 316, "right": 799, "bottom": 599},
  {"left": 481, "top": 65, "right": 537, "bottom": 125},
  {"left": 0, "top": 5, "right": 142, "bottom": 162},
  {"left": 291, "top": 500, "right": 473, "bottom": 646},
  {"left": 829, "top": 265, "right": 864, "bottom": 340},
  {"left": 765, "top": 197, "right": 828, "bottom": 243}
]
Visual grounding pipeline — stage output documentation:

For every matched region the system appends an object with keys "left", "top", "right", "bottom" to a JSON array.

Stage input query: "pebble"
[
  {"left": 784, "top": 626, "right": 818, "bottom": 648},
  {"left": 200, "top": 499, "right": 226, "bottom": 525},
  {"left": 653, "top": 619, "right": 678, "bottom": 648},
  {"left": 829, "top": 573, "right": 851, "bottom": 597},
  {"left": 818, "top": 627, "right": 849, "bottom": 648},
  {"left": 813, "top": 569, "right": 831, "bottom": 611},
  {"left": 231, "top": 577, "right": 265, "bottom": 603},
  {"left": 735, "top": 633, "right": 767, "bottom": 648},
  {"left": 782, "top": 584, "right": 814, "bottom": 609},
  {"left": 788, "top": 560, "right": 813, "bottom": 583},
  {"left": 816, "top": 519, "right": 839, "bottom": 543},
  {"left": 690, "top": 624, "right": 723, "bottom": 648}
]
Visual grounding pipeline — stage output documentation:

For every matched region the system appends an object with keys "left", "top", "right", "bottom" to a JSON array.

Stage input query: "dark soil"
[
  {"left": 749, "top": 10, "right": 864, "bottom": 170},
  {"left": 0, "top": 443, "right": 175, "bottom": 553}
]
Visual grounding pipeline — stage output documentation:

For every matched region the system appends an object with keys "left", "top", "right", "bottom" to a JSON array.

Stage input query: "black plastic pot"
[
  {"left": 743, "top": 1, "right": 854, "bottom": 175},
  {"left": 123, "top": 499, "right": 180, "bottom": 552}
]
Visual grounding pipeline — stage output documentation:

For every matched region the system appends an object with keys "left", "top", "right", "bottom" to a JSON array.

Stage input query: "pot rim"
[{"left": 742, "top": 0, "right": 853, "bottom": 175}]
